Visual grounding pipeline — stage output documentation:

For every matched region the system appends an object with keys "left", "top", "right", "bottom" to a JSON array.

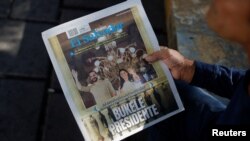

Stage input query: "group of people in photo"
[{"left": 72, "top": 66, "right": 148, "bottom": 105}]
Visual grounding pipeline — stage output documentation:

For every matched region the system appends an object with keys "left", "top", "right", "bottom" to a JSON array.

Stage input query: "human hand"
[
  {"left": 145, "top": 46, "right": 195, "bottom": 83},
  {"left": 127, "top": 68, "right": 136, "bottom": 75},
  {"left": 128, "top": 68, "right": 141, "bottom": 81}
]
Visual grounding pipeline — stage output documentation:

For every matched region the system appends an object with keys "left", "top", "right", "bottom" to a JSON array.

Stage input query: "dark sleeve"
[{"left": 190, "top": 61, "right": 246, "bottom": 99}]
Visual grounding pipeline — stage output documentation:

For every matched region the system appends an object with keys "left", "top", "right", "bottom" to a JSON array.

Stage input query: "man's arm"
[
  {"left": 72, "top": 69, "right": 91, "bottom": 92},
  {"left": 190, "top": 61, "right": 245, "bottom": 98},
  {"left": 145, "top": 47, "right": 245, "bottom": 98}
]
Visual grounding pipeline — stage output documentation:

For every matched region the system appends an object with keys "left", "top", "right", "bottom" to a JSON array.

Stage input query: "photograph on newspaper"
[{"left": 42, "top": 0, "right": 184, "bottom": 141}]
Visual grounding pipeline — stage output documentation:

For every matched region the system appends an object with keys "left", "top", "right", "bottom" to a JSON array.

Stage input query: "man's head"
[
  {"left": 206, "top": 0, "right": 250, "bottom": 46},
  {"left": 88, "top": 71, "right": 98, "bottom": 84}
]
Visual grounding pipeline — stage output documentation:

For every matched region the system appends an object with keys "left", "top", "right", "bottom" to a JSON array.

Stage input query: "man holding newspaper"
[{"left": 144, "top": 0, "right": 250, "bottom": 140}]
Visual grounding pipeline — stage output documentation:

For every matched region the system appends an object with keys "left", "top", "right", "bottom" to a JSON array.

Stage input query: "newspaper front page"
[{"left": 42, "top": 0, "right": 184, "bottom": 140}]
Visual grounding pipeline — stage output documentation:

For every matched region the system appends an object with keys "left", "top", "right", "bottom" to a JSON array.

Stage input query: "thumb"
[{"left": 145, "top": 49, "right": 167, "bottom": 63}]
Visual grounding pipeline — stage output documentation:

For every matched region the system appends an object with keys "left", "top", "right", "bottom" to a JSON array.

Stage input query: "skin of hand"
[
  {"left": 145, "top": 47, "right": 195, "bottom": 83},
  {"left": 127, "top": 68, "right": 135, "bottom": 75},
  {"left": 127, "top": 68, "right": 141, "bottom": 81}
]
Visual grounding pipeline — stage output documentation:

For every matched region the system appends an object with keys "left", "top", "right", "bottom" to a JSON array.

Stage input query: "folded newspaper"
[{"left": 42, "top": 0, "right": 184, "bottom": 140}]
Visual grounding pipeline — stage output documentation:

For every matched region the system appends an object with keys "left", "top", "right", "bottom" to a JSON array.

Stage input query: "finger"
[
  {"left": 144, "top": 51, "right": 162, "bottom": 62},
  {"left": 145, "top": 48, "right": 169, "bottom": 62}
]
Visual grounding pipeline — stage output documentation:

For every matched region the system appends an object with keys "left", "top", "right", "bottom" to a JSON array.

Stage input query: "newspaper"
[{"left": 42, "top": 0, "right": 184, "bottom": 140}]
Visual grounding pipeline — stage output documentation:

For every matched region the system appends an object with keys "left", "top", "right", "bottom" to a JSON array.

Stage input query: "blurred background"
[{"left": 0, "top": 0, "right": 247, "bottom": 141}]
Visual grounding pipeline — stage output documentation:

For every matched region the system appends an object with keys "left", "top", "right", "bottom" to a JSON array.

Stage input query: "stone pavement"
[
  {"left": 166, "top": 0, "right": 248, "bottom": 69},
  {"left": 0, "top": 0, "right": 168, "bottom": 141}
]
